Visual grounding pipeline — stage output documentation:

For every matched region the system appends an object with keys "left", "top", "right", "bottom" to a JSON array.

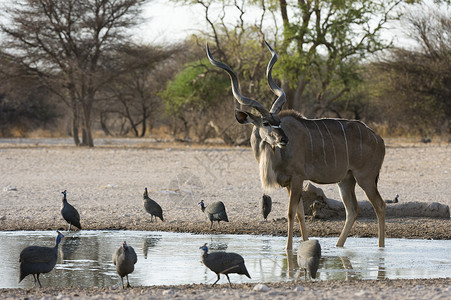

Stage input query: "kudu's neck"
[{"left": 251, "top": 126, "right": 287, "bottom": 191}]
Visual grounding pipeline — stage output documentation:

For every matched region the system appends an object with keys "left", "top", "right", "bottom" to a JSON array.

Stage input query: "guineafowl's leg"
[
  {"left": 212, "top": 274, "right": 220, "bottom": 286},
  {"left": 31, "top": 274, "right": 37, "bottom": 287},
  {"left": 210, "top": 221, "right": 213, "bottom": 229},
  {"left": 225, "top": 274, "right": 233, "bottom": 288},
  {"left": 68, "top": 223, "right": 72, "bottom": 231},
  {"left": 120, "top": 276, "right": 125, "bottom": 289},
  {"left": 126, "top": 275, "right": 131, "bottom": 288},
  {"left": 36, "top": 274, "right": 42, "bottom": 288}
]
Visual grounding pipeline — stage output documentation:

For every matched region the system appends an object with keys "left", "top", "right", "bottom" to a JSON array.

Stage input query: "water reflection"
[
  {"left": 208, "top": 241, "right": 228, "bottom": 251},
  {"left": 0, "top": 231, "right": 449, "bottom": 288},
  {"left": 59, "top": 235, "right": 81, "bottom": 262},
  {"left": 285, "top": 250, "right": 297, "bottom": 278},
  {"left": 377, "top": 257, "right": 386, "bottom": 280},
  {"left": 142, "top": 236, "right": 161, "bottom": 259}
]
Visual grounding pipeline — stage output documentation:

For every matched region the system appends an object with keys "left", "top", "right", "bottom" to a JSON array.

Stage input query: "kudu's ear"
[{"left": 235, "top": 110, "right": 258, "bottom": 125}]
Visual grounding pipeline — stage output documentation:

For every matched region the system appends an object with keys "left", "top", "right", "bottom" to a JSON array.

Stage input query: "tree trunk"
[
  {"left": 178, "top": 116, "right": 190, "bottom": 141},
  {"left": 80, "top": 100, "right": 94, "bottom": 147},
  {"left": 71, "top": 100, "right": 81, "bottom": 146},
  {"left": 100, "top": 112, "right": 112, "bottom": 136},
  {"left": 130, "top": 121, "right": 139, "bottom": 137},
  {"left": 72, "top": 115, "right": 81, "bottom": 146},
  {"left": 283, "top": 81, "right": 295, "bottom": 110},
  {"left": 83, "top": 121, "right": 94, "bottom": 147},
  {"left": 81, "top": 128, "right": 88, "bottom": 146},
  {"left": 208, "top": 120, "right": 234, "bottom": 145},
  {"left": 140, "top": 109, "right": 147, "bottom": 137}
]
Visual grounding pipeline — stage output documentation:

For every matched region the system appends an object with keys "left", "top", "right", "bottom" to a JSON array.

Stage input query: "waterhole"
[{"left": 1, "top": 230, "right": 449, "bottom": 288}]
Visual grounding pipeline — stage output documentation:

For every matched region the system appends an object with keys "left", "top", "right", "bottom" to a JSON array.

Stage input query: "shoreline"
[
  {"left": 1, "top": 278, "right": 451, "bottom": 299},
  {"left": 1, "top": 216, "right": 450, "bottom": 241}
]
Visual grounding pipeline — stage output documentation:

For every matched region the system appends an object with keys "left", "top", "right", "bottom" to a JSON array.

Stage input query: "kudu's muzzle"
[{"left": 273, "top": 126, "right": 289, "bottom": 148}]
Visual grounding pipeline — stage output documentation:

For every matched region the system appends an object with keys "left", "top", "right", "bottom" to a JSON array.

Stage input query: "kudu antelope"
[{"left": 206, "top": 42, "right": 386, "bottom": 250}]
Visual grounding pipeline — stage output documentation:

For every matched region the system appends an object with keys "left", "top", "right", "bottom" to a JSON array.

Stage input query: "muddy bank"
[
  {"left": 0, "top": 215, "right": 450, "bottom": 242},
  {"left": 1, "top": 278, "right": 451, "bottom": 299}
]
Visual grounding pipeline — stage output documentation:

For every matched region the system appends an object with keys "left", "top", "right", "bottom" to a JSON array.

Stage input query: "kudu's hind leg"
[
  {"left": 336, "top": 172, "right": 359, "bottom": 247},
  {"left": 286, "top": 178, "right": 308, "bottom": 250},
  {"left": 356, "top": 175, "right": 386, "bottom": 248},
  {"left": 296, "top": 196, "right": 308, "bottom": 241}
]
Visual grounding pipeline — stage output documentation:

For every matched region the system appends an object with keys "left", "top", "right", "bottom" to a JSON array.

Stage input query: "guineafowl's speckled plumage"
[
  {"left": 199, "top": 200, "right": 229, "bottom": 229},
  {"left": 61, "top": 190, "right": 81, "bottom": 231},
  {"left": 200, "top": 243, "right": 250, "bottom": 287},
  {"left": 143, "top": 187, "right": 164, "bottom": 222},
  {"left": 297, "top": 239, "right": 321, "bottom": 279},
  {"left": 19, "top": 231, "right": 64, "bottom": 288},
  {"left": 261, "top": 194, "right": 272, "bottom": 220},
  {"left": 112, "top": 241, "right": 137, "bottom": 288}
]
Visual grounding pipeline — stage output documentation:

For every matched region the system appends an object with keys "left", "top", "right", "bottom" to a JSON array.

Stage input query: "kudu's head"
[{"left": 206, "top": 41, "right": 289, "bottom": 149}]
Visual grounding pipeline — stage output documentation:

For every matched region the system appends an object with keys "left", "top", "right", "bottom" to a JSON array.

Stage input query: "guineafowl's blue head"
[
  {"left": 123, "top": 241, "right": 128, "bottom": 250},
  {"left": 56, "top": 231, "right": 64, "bottom": 245},
  {"left": 199, "top": 200, "right": 205, "bottom": 211},
  {"left": 199, "top": 243, "right": 208, "bottom": 253},
  {"left": 62, "top": 190, "right": 67, "bottom": 198}
]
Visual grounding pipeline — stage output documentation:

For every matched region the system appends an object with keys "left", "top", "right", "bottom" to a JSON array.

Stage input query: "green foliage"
[
  {"left": 277, "top": 0, "right": 401, "bottom": 116},
  {"left": 366, "top": 3, "right": 451, "bottom": 136},
  {"left": 161, "top": 58, "right": 230, "bottom": 117}
]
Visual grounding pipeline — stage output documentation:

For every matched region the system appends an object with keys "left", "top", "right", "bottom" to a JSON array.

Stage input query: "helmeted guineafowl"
[
  {"left": 297, "top": 239, "right": 321, "bottom": 279},
  {"left": 385, "top": 194, "right": 399, "bottom": 204},
  {"left": 200, "top": 243, "right": 250, "bottom": 287},
  {"left": 112, "top": 241, "right": 137, "bottom": 288},
  {"left": 261, "top": 194, "right": 272, "bottom": 220},
  {"left": 199, "top": 200, "right": 229, "bottom": 229},
  {"left": 61, "top": 190, "right": 82, "bottom": 231},
  {"left": 143, "top": 187, "right": 164, "bottom": 222},
  {"left": 19, "top": 231, "right": 64, "bottom": 288}
]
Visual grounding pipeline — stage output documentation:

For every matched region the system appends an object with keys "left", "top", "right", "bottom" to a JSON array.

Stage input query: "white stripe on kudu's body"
[
  {"left": 313, "top": 122, "right": 328, "bottom": 167},
  {"left": 321, "top": 120, "right": 337, "bottom": 169},
  {"left": 206, "top": 41, "right": 386, "bottom": 250}
]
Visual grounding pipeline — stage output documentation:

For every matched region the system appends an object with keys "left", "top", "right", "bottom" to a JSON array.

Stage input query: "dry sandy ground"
[{"left": 0, "top": 138, "right": 450, "bottom": 299}]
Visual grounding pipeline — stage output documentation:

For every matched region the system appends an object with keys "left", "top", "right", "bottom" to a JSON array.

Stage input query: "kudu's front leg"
[
  {"left": 296, "top": 193, "right": 309, "bottom": 242},
  {"left": 286, "top": 179, "right": 308, "bottom": 250}
]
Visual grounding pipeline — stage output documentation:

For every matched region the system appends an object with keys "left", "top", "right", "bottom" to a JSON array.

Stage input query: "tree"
[
  {"left": 161, "top": 57, "right": 232, "bottom": 141},
  {"left": 168, "top": 1, "right": 279, "bottom": 143},
  {"left": 192, "top": 0, "right": 276, "bottom": 106},
  {"left": 176, "top": 0, "right": 405, "bottom": 119},
  {"left": 277, "top": 0, "right": 402, "bottom": 117},
  {"left": 372, "top": 3, "right": 451, "bottom": 137},
  {"left": 100, "top": 44, "right": 182, "bottom": 137},
  {"left": 0, "top": 51, "right": 58, "bottom": 136},
  {"left": 1, "top": 0, "right": 148, "bottom": 146}
]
